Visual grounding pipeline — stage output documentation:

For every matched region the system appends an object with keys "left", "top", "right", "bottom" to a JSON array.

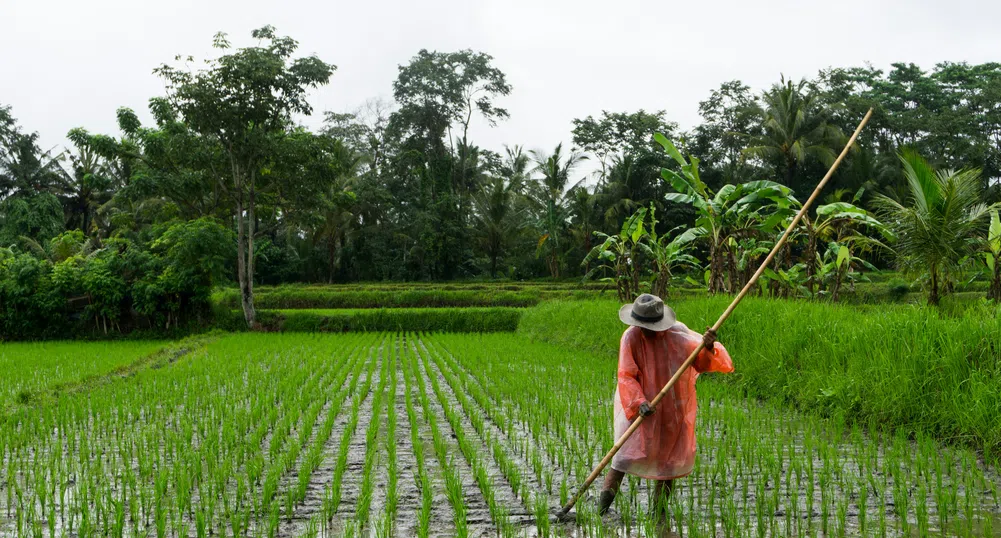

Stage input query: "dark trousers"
[{"left": 602, "top": 468, "right": 674, "bottom": 516}]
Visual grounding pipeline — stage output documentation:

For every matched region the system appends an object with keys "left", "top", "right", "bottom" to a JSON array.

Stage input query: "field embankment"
[
  {"left": 217, "top": 307, "right": 523, "bottom": 333},
  {"left": 520, "top": 297, "right": 1001, "bottom": 456}
]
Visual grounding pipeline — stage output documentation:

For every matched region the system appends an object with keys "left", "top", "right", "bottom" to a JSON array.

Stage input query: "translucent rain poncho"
[{"left": 610, "top": 323, "right": 733, "bottom": 480}]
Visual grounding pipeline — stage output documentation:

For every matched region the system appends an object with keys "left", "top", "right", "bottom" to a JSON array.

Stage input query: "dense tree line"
[{"left": 2, "top": 27, "right": 1000, "bottom": 331}]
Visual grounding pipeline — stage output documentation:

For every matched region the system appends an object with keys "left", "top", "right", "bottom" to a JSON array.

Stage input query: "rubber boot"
[{"left": 597, "top": 489, "right": 616, "bottom": 515}]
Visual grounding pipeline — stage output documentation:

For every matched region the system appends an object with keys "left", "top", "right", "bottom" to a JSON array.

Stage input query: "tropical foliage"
[{"left": 2, "top": 27, "right": 1001, "bottom": 336}]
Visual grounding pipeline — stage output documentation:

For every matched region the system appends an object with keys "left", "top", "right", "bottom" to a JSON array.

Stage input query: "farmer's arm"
[
  {"left": 618, "top": 331, "right": 646, "bottom": 420},
  {"left": 693, "top": 329, "right": 734, "bottom": 374}
]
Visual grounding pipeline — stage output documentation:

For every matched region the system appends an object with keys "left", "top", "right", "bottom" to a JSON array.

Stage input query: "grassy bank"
[
  {"left": 219, "top": 307, "right": 523, "bottom": 333},
  {"left": 519, "top": 297, "right": 1001, "bottom": 455},
  {"left": 213, "top": 288, "right": 542, "bottom": 309}
]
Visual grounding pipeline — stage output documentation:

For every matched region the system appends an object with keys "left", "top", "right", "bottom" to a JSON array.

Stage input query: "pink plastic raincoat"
[{"left": 610, "top": 323, "right": 733, "bottom": 480}]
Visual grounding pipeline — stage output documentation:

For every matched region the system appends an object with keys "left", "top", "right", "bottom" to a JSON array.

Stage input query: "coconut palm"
[
  {"left": 474, "top": 174, "right": 524, "bottom": 277},
  {"left": 742, "top": 77, "right": 844, "bottom": 191},
  {"left": 873, "top": 150, "right": 997, "bottom": 305},
  {"left": 529, "top": 143, "right": 587, "bottom": 278}
]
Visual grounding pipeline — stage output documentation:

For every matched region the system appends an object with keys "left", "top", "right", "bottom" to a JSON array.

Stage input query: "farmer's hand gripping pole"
[{"left": 556, "top": 108, "right": 874, "bottom": 521}]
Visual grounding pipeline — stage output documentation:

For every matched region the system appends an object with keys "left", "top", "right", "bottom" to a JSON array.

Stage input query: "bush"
[
  {"left": 887, "top": 279, "right": 912, "bottom": 301},
  {"left": 0, "top": 218, "right": 233, "bottom": 339}
]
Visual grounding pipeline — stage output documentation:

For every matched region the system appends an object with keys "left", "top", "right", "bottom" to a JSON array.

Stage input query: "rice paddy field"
[{"left": 3, "top": 290, "right": 1001, "bottom": 537}]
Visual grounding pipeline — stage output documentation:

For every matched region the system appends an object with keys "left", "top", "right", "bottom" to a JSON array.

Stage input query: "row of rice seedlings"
[
  {"left": 430, "top": 335, "right": 600, "bottom": 487},
  {"left": 410, "top": 336, "right": 516, "bottom": 536},
  {"left": 400, "top": 334, "right": 435, "bottom": 538},
  {"left": 356, "top": 338, "right": 389, "bottom": 531},
  {"left": 401, "top": 334, "right": 469, "bottom": 537},
  {"left": 380, "top": 335, "right": 400, "bottom": 535},
  {"left": 0, "top": 333, "right": 374, "bottom": 537},
  {"left": 320, "top": 339, "right": 380, "bottom": 526}
]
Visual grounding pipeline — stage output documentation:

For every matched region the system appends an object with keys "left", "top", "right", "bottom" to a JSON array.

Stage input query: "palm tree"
[
  {"left": 313, "top": 142, "right": 361, "bottom": 283},
  {"left": 530, "top": 143, "right": 587, "bottom": 278},
  {"left": 473, "top": 174, "right": 523, "bottom": 277},
  {"left": 742, "top": 77, "right": 844, "bottom": 191},
  {"left": 59, "top": 143, "right": 115, "bottom": 237},
  {"left": 874, "top": 150, "right": 997, "bottom": 305},
  {"left": 566, "top": 185, "right": 600, "bottom": 274}
]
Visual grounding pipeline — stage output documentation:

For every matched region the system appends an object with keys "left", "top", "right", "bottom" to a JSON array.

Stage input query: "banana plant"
[
  {"left": 801, "top": 192, "right": 889, "bottom": 295},
  {"left": 815, "top": 240, "right": 878, "bottom": 301},
  {"left": 655, "top": 133, "right": 798, "bottom": 294},
  {"left": 984, "top": 209, "right": 1001, "bottom": 302},
  {"left": 761, "top": 263, "right": 810, "bottom": 298},
  {"left": 581, "top": 206, "right": 649, "bottom": 302},
  {"left": 638, "top": 204, "right": 700, "bottom": 299}
]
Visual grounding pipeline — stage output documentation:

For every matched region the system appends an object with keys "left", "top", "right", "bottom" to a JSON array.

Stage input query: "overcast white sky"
[{"left": 4, "top": 0, "right": 1001, "bottom": 179}]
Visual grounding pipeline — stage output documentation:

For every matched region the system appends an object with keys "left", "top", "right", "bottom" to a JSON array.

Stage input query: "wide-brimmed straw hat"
[{"left": 618, "top": 293, "right": 677, "bottom": 331}]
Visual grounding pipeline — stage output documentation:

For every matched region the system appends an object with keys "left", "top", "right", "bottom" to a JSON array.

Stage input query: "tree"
[
  {"left": 59, "top": 141, "right": 116, "bottom": 238},
  {"left": 153, "top": 26, "right": 335, "bottom": 326},
  {"left": 388, "top": 49, "right": 511, "bottom": 280},
  {"left": 742, "top": 77, "right": 844, "bottom": 194},
  {"left": 640, "top": 206, "right": 699, "bottom": 298},
  {"left": 873, "top": 150, "right": 997, "bottom": 305},
  {"left": 571, "top": 110, "right": 676, "bottom": 180},
  {"left": 689, "top": 80, "right": 761, "bottom": 187},
  {"left": 529, "top": 143, "right": 587, "bottom": 278}
]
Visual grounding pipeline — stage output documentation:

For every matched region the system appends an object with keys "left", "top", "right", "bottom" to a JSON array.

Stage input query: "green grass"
[{"left": 519, "top": 297, "right": 1001, "bottom": 456}]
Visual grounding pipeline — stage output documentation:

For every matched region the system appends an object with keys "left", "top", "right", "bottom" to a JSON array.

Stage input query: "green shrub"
[{"left": 887, "top": 279, "right": 912, "bottom": 301}]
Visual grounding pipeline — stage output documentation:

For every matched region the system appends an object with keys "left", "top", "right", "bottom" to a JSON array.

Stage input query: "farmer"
[{"left": 598, "top": 293, "right": 733, "bottom": 520}]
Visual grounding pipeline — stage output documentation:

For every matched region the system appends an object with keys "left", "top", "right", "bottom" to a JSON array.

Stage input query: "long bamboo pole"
[{"left": 556, "top": 108, "right": 874, "bottom": 520}]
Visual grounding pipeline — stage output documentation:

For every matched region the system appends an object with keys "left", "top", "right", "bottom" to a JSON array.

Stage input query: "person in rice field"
[{"left": 598, "top": 293, "right": 733, "bottom": 525}]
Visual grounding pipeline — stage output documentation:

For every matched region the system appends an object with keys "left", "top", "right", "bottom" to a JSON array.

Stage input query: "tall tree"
[
  {"left": 571, "top": 109, "right": 676, "bottom": 181},
  {"left": 388, "top": 49, "right": 511, "bottom": 279},
  {"left": 153, "top": 26, "right": 335, "bottom": 326},
  {"left": 529, "top": 143, "right": 587, "bottom": 278}
]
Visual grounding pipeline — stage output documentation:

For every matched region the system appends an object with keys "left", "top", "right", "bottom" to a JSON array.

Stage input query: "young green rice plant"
[{"left": 356, "top": 340, "right": 389, "bottom": 530}]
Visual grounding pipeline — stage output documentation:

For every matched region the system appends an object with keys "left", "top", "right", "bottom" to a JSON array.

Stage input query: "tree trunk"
[
  {"left": 990, "top": 261, "right": 1001, "bottom": 302},
  {"left": 805, "top": 233, "right": 817, "bottom": 296},
  {"left": 928, "top": 267, "right": 940, "bottom": 306},
  {"left": 708, "top": 243, "right": 726, "bottom": 294},
  {"left": 234, "top": 163, "right": 256, "bottom": 328}
]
